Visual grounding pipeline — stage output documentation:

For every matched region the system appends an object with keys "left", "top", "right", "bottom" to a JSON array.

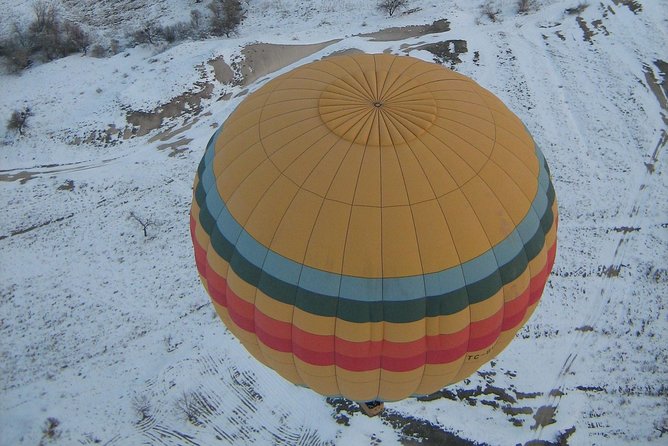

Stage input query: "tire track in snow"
[
  {"left": 130, "top": 354, "right": 333, "bottom": 446},
  {"left": 479, "top": 30, "right": 590, "bottom": 439},
  {"left": 512, "top": 24, "right": 664, "bottom": 442},
  {"left": 532, "top": 161, "right": 657, "bottom": 441},
  {"left": 517, "top": 31, "right": 606, "bottom": 441},
  {"left": 0, "top": 147, "right": 148, "bottom": 183}
]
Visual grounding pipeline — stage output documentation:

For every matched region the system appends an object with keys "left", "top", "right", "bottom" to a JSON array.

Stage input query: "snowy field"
[{"left": 1, "top": 0, "right": 667, "bottom": 445}]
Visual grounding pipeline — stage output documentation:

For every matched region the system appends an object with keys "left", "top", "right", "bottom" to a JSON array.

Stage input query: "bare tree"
[
  {"left": 130, "top": 212, "right": 153, "bottom": 237},
  {"left": 132, "top": 394, "right": 152, "bottom": 422},
  {"left": 9, "top": 22, "right": 31, "bottom": 49},
  {"left": 175, "top": 391, "right": 202, "bottom": 425},
  {"left": 1, "top": 25, "right": 32, "bottom": 72},
  {"left": 208, "top": 1, "right": 224, "bottom": 35},
  {"left": 191, "top": 9, "right": 203, "bottom": 29},
  {"left": 188, "top": 10, "right": 206, "bottom": 39},
  {"left": 131, "top": 21, "right": 161, "bottom": 45},
  {"left": 29, "top": 1, "right": 61, "bottom": 60},
  {"left": 377, "top": 0, "right": 409, "bottom": 17},
  {"left": 30, "top": 1, "right": 58, "bottom": 35},
  {"left": 208, "top": 0, "right": 245, "bottom": 37}
]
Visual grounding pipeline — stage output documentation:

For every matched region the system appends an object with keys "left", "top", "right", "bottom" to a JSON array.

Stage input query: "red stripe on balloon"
[
  {"left": 470, "top": 307, "right": 503, "bottom": 337},
  {"left": 501, "top": 285, "right": 530, "bottom": 330},
  {"left": 529, "top": 240, "right": 557, "bottom": 305},
  {"left": 220, "top": 283, "right": 505, "bottom": 371},
  {"left": 190, "top": 216, "right": 232, "bottom": 308},
  {"left": 468, "top": 327, "right": 501, "bottom": 351},
  {"left": 225, "top": 284, "right": 256, "bottom": 333},
  {"left": 255, "top": 306, "right": 472, "bottom": 364},
  {"left": 468, "top": 309, "right": 503, "bottom": 351},
  {"left": 255, "top": 317, "right": 293, "bottom": 352},
  {"left": 190, "top": 216, "right": 208, "bottom": 278},
  {"left": 547, "top": 239, "right": 557, "bottom": 277},
  {"left": 193, "top": 215, "right": 557, "bottom": 371},
  {"left": 426, "top": 344, "right": 469, "bottom": 363}
]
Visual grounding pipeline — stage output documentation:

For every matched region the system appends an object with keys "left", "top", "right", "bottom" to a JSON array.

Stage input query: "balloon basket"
[{"left": 359, "top": 401, "right": 385, "bottom": 417}]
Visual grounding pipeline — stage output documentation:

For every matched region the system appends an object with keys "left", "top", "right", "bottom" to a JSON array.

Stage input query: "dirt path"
[
  {"left": 239, "top": 40, "right": 340, "bottom": 86},
  {"left": 360, "top": 19, "right": 450, "bottom": 41}
]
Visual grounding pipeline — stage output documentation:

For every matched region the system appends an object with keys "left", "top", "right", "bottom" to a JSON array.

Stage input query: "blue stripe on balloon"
[
  {"left": 263, "top": 250, "right": 302, "bottom": 285},
  {"left": 423, "top": 266, "right": 466, "bottom": 296},
  {"left": 198, "top": 134, "right": 551, "bottom": 303},
  {"left": 493, "top": 228, "right": 525, "bottom": 266},
  {"left": 299, "top": 265, "right": 341, "bottom": 297},
  {"left": 339, "top": 276, "right": 383, "bottom": 302}
]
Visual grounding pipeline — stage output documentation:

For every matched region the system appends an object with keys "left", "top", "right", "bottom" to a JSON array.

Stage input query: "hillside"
[{"left": 1, "top": 1, "right": 667, "bottom": 445}]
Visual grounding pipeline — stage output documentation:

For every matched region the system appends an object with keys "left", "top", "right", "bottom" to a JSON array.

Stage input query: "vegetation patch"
[
  {"left": 566, "top": 2, "right": 589, "bottom": 15},
  {"left": 612, "top": 0, "right": 642, "bottom": 14},
  {"left": 532, "top": 405, "right": 557, "bottom": 429},
  {"left": 1, "top": 0, "right": 247, "bottom": 73},
  {"left": 576, "top": 16, "right": 595, "bottom": 44},
  {"left": 0, "top": 2, "right": 90, "bottom": 72},
  {"left": 413, "top": 40, "right": 468, "bottom": 69},
  {"left": 6, "top": 107, "right": 33, "bottom": 136}
]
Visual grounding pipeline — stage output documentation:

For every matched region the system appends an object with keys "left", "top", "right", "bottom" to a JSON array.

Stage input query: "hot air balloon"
[{"left": 190, "top": 53, "right": 557, "bottom": 412}]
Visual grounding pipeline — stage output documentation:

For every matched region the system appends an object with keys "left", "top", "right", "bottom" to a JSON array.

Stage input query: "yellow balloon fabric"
[{"left": 190, "top": 53, "right": 558, "bottom": 402}]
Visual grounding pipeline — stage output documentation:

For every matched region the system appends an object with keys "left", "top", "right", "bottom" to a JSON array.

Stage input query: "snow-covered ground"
[{"left": 1, "top": 1, "right": 666, "bottom": 445}]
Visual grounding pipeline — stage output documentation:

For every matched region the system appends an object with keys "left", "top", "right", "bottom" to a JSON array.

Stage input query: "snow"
[{"left": 1, "top": 0, "right": 667, "bottom": 445}]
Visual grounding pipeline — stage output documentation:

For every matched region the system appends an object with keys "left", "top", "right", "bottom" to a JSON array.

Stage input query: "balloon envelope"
[{"left": 190, "top": 54, "right": 558, "bottom": 402}]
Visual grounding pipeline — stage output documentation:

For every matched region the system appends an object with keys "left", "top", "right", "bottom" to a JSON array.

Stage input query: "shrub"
[
  {"left": 480, "top": 0, "right": 501, "bottom": 22},
  {"left": 1, "top": 27, "right": 32, "bottom": 73},
  {"left": 90, "top": 44, "right": 106, "bottom": 58},
  {"left": 130, "top": 19, "right": 197, "bottom": 46},
  {"left": 377, "top": 0, "right": 409, "bottom": 17},
  {"left": 62, "top": 21, "right": 90, "bottom": 54},
  {"left": 0, "top": 2, "right": 91, "bottom": 71},
  {"left": 40, "top": 417, "right": 61, "bottom": 442},
  {"left": 166, "top": 22, "right": 195, "bottom": 42},
  {"left": 7, "top": 107, "right": 33, "bottom": 136},
  {"left": 160, "top": 24, "right": 178, "bottom": 43},
  {"left": 110, "top": 39, "right": 120, "bottom": 55},
  {"left": 517, "top": 0, "right": 538, "bottom": 14},
  {"left": 132, "top": 394, "right": 152, "bottom": 422},
  {"left": 566, "top": 2, "right": 589, "bottom": 15}
]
